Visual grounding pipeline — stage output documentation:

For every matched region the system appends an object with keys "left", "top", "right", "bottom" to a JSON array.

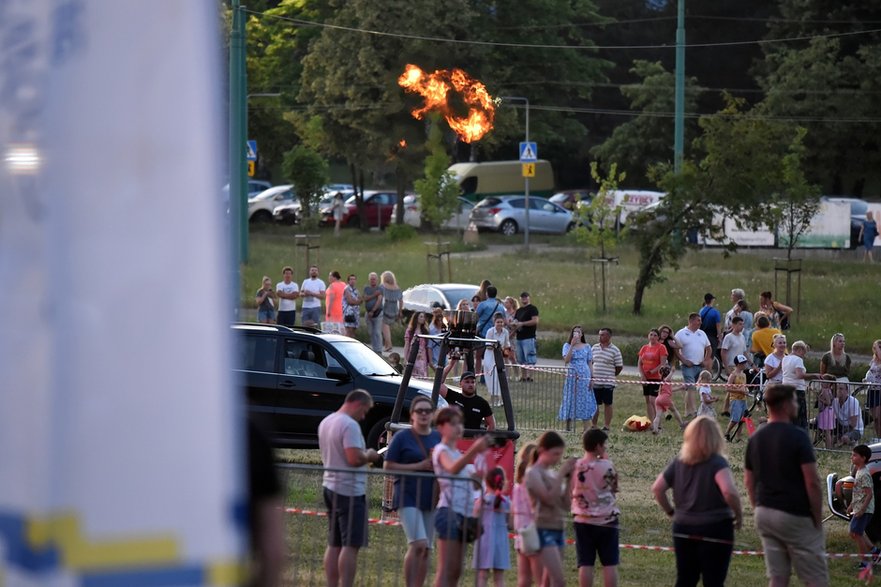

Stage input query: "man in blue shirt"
[
  {"left": 699, "top": 293, "right": 722, "bottom": 358},
  {"left": 475, "top": 285, "right": 502, "bottom": 380}
]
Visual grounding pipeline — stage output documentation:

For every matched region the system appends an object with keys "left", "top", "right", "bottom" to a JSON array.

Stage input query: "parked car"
[
  {"left": 248, "top": 185, "right": 295, "bottom": 223},
  {"left": 821, "top": 196, "right": 869, "bottom": 249},
  {"left": 272, "top": 201, "right": 299, "bottom": 225},
  {"left": 469, "top": 195, "right": 575, "bottom": 236},
  {"left": 550, "top": 190, "right": 592, "bottom": 212},
  {"left": 223, "top": 179, "right": 273, "bottom": 198},
  {"left": 401, "top": 283, "right": 479, "bottom": 323},
  {"left": 320, "top": 190, "right": 397, "bottom": 229},
  {"left": 234, "top": 323, "right": 446, "bottom": 449},
  {"left": 393, "top": 195, "right": 475, "bottom": 230}
]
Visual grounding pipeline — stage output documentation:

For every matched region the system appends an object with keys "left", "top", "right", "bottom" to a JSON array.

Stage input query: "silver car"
[{"left": 469, "top": 195, "right": 575, "bottom": 236}]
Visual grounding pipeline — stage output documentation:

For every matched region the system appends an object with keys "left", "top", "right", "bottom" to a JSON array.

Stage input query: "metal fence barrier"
[{"left": 806, "top": 378, "right": 880, "bottom": 452}]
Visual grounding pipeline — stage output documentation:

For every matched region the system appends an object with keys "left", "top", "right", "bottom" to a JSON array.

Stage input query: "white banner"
[{"left": 0, "top": 2, "right": 243, "bottom": 585}]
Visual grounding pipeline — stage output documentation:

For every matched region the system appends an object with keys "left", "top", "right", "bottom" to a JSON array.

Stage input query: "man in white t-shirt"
[
  {"left": 275, "top": 265, "right": 299, "bottom": 327},
  {"left": 720, "top": 316, "right": 747, "bottom": 375},
  {"left": 781, "top": 340, "right": 819, "bottom": 430},
  {"left": 675, "top": 313, "right": 712, "bottom": 417},
  {"left": 833, "top": 378, "right": 864, "bottom": 445},
  {"left": 300, "top": 264, "right": 326, "bottom": 328},
  {"left": 318, "top": 389, "right": 381, "bottom": 587}
]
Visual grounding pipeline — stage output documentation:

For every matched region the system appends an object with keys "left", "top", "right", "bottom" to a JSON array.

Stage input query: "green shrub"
[{"left": 386, "top": 223, "right": 417, "bottom": 242}]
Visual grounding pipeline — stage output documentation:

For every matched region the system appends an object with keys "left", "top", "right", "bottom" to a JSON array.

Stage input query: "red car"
[{"left": 321, "top": 190, "right": 398, "bottom": 229}]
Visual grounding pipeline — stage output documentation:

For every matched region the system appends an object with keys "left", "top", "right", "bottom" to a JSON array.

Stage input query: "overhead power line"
[{"left": 243, "top": 9, "right": 881, "bottom": 51}]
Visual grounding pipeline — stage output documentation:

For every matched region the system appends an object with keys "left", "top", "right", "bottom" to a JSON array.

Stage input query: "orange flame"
[
  {"left": 398, "top": 64, "right": 495, "bottom": 143},
  {"left": 399, "top": 139, "right": 407, "bottom": 148}
]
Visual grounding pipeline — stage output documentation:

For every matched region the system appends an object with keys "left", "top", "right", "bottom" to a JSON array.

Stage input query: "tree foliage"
[
  {"left": 574, "top": 162, "right": 626, "bottom": 258},
  {"left": 590, "top": 61, "right": 703, "bottom": 183},
  {"left": 414, "top": 116, "right": 460, "bottom": 237},
  {"left": 756, "top": 1, "right": 881, "bottom": 194},
  {"left": 282, "top": 145, "right": 329, "bottom": 228}
]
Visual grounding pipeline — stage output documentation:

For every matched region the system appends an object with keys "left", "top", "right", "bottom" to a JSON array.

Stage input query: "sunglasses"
[{"left": 413, "top": 408, "right": 434, "bottom": 415}]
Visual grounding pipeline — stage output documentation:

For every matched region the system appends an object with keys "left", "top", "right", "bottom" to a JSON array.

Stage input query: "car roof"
[
  {"left": 232, "top": 322, "right": 322, "bottom": 335},
  {"left": 404, "top": 283, "right": 479, "bottom": 293},
  {"left": 252, "top": 185, "right": 293, "bottom": 199}
]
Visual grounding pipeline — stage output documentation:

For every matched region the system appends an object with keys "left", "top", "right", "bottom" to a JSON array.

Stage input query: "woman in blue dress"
[{"left": 559, "top": 325, "right": 596, "bottom": 432}]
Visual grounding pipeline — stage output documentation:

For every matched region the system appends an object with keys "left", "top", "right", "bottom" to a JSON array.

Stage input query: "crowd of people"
[{"left": 318, "top": 383, "right": 865, "bottom": 587}]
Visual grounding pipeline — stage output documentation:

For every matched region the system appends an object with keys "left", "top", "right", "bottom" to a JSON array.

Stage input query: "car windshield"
[
  {"left": 443, "top": 287, "right": 479, "bottom": 309},
  {"left": 852, "top": 201, "right": 868, "bottom": 216},
  {"left": 549, "top": 193, "right": 569, "bottom": 204},
  {"left": 329, "top": 339, "right": 397, "bottom": 375},
  {"left": 474, "top": 197, "right": 501, "bottom": 209}
]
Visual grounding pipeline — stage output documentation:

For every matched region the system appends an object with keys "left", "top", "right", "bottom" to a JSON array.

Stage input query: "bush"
[{"left": 386, "top": 223, "right": 417, "bottom": 242}]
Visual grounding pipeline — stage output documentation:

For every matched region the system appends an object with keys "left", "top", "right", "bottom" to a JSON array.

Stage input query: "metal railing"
[{"left": 805, "top": 378, "right": 880, "bottom": 452}]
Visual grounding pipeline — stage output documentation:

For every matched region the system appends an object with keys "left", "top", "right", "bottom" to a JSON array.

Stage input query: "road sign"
[
  {"left": 519, "top": 141, "right": 537, "bottom": 162},
  {"left": 246, "top": 140, "right": 257, "bottom": 161},
  {"left": 522, "top": 163, "right": 535, "bottom": 178},
  {"left": 247, "top": 160, "right": 255, "bottom": 177}
]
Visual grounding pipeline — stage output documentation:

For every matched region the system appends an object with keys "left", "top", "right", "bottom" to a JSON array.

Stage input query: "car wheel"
[
  {"left": 347, "top": 216, "right": 360, "bottom": 228},
  {"left": 366, "top": 416, "right": 391, "bottom": 451},
  {"left": 566, "top": 221, "right": 576, "bottom": 233},
  {"left": 500, "top": 219, "right": 518, "bottom": 236},
  {"left": 250, "top": 210, "right": 272, "bottom": 224}
]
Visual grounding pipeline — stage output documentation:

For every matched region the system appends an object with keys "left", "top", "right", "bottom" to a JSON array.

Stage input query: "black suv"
[{"left": 233, "top": 323, "right": 444, "bottom": 449}]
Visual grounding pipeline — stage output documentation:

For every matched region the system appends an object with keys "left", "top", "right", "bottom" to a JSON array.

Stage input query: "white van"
[
  {"left": 604, "top": 189, "right": 665, "bottom": 225},
  {"left": 448, "top": 160, "right": 554, "bottom": 201}
]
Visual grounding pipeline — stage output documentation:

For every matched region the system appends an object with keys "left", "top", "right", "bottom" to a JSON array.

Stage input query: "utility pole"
[
  {"left": 229, "top": 0, "right": 248, "bottom": 271},
  {"left": 673, "top": 0, "right": 685, "bottom": 173}
]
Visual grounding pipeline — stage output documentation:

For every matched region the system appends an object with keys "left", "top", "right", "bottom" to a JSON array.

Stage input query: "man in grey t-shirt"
[
  {"left": 318, "top": 389, "right": 381, "bottom": 587},
  {"left": 361, "top": 272, "right": 383, "bottom": 352}
]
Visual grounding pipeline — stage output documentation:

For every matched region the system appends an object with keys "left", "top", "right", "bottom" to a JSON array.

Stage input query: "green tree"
[
  {"left": 590, "top": 61, "right": 703, "bottom": 184},
  {"left": 574, "top": 162, "right": 626, "bottom": 313},
  {"left": 414, "top": 116, "right": 460, "bottom": 238},
  {"left": 756, "top": 1, "right": 881, "bottom": 194},
  {"left": 630, "top": 99, "right": 813, "bottom": 314},
  {"left": 282, "top": 145, "right": 329, "bottom": 229},
  {"left": 771, "top": 129, "right": 821, "bottom": 260}
]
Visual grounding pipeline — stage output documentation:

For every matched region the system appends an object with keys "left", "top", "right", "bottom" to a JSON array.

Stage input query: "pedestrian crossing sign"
[{"left": 519, "top": 141, "right": 537, "bottom": 162}]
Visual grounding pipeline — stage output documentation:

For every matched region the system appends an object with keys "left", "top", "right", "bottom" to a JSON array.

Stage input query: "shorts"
[
  {"left": 516, "top": 338, "right": 537, "bottom": 366},
  {"left": 537, "top": 528, "right": 565, "bottom": 549},
  {"left": 300, "top": 307, "right": 321, "bottom": 326},
  {"left": 755, "top": 506, "right": 828, "bottom": 585},
  {"left": 851, "top": 513, "right": 873, "bottom": 535},
  {"left": 434, "top": 507, "right": 464, "bottom": 542},
  {"left": 323, "top": 488, "right": 368, "bottom": 548},
  {"left": 642, "top": 383, "right": 660, "bottom": 397},
  {"left": 593, "top": 386, "right": 614, "bottom": 405},
  {"left": 681, "top": 365, "right": 702, "bottom": 386},
  {"left": 257, "top": 309, "right": 276, "bottom": 322},
  {"left": 729, "top": 399, "right": 747, "bottom": 423},
  {"left": 277, "top": 310, "right": 296, "bottom": 327},
  {"left": 399, "top": 507, "right": 435, "bottom": 547},
  {"left": 868, "top": 388, "right": 881, "bottom": 409},
  {"left": 574, "top": 522, "right": 619, "bottom": 567},
  {"left": 382, "top": 313, "right": 398, "bottom": 326}
]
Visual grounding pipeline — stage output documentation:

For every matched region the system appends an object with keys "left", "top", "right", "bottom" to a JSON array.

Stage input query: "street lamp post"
[{"left": 499, "top": 96, "right": 530, "bottom": 253}]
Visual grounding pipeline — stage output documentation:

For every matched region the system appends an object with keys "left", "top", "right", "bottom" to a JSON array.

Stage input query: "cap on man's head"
[
  {"left": 704, "top": 293, "right": 715, "bottom": 303},
  {"left": 734, "top": 354, "right": 748, "bottom": 365},
  {"left": 520, "top": 291, "right": 530, "bottom": 298},
  {"left": 459, "top": 371, "right": 476, "bottom": 383}
]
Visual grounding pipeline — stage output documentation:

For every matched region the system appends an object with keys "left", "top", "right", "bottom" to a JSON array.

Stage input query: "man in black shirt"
[
  {"left": 744, "top": 384, "right": 828, "bottom": 586},
  {"left": 439, "top": 370, "right": 495, "bottom": 431},
  {"left": 512, "top": 291, "right": 540, "bottom": 381}
]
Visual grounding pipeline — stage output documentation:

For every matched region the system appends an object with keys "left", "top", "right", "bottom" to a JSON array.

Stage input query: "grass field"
[
  {"left": 244, "top": 226, "right": 880, "bottom": 355},
  {"left": 279, "top": 372, "right": 864, "bottom": 585}
]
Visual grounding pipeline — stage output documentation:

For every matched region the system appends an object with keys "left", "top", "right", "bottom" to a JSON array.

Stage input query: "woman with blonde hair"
[
  {"left": 380, "top": 270, "right": 402, "bottom": 352},
  {"left": 652, "top": 416, "right": 742, "bottom": 587},
  {"left": 512, "top": 443, "right": 543, "bottom": 587},
  {"left": 820, "top": 332, "right": 851, "bottom": 379}
]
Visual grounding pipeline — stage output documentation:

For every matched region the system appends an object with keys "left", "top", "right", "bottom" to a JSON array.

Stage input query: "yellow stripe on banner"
[
  {"left": 208, "top": 559, "right": 246, "bottom": 586},
  {"left": 26, "top": 512, "right": 180, "bottom": 569}
]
